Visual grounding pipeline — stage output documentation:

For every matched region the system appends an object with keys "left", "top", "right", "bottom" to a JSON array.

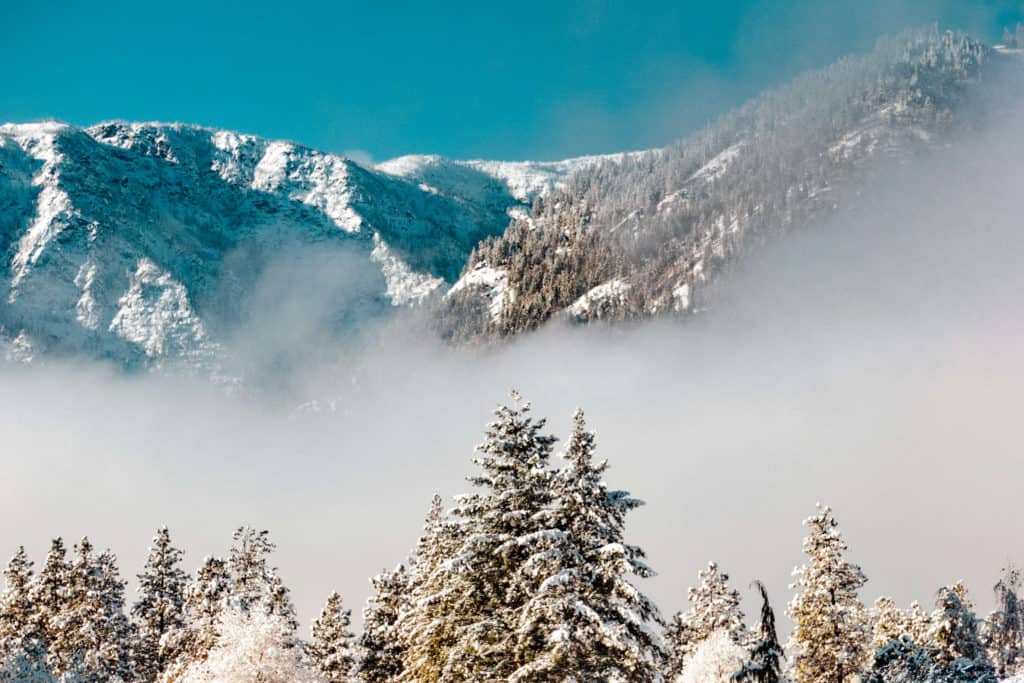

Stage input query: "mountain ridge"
[{"left": 1, "top": 27, "right": 1016, "bottom": 380}]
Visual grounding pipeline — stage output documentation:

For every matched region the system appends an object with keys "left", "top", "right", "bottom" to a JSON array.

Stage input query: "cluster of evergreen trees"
[
  {"left": 442, "top": 27, "right": 997, "bottom": 342},
  {"left": 1, "top": 396, "right": 1021, "bottom": 682}
]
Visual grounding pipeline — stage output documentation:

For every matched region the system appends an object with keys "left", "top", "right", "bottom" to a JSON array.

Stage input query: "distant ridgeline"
[
  {"left": 0, "top": 395, "right": 1020, "bottom": 682},
  {"left": 0, "top": 27, "right": 1019, "bottom": 377},
  {"left": 441, "top": 26, "right": 1008, "bottom": 340}
]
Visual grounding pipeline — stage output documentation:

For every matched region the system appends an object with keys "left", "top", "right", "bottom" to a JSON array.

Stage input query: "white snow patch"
[
  {"left": 74, "top": 258, "right": 100, "bottom": 330},
  {"left": 567, "top": 279, "right": 631, "bottom": 317},
  {"left": 109, "top": 258, "right": 211, "bottom": 359},
  {"left": 447, "top": 264, "right": 509, "bottom": 321},
  {"left": 370, "top": 234, "right": 445, "bottom": 306},
  {"left": 6, "top": 129, "right": 75, "bottom": 292},
  {"left": 688, "top": 143, "right": 743, "bottom": 183},
  {"left": 672, "top": 283, "right": 691, "bottom": 312}
]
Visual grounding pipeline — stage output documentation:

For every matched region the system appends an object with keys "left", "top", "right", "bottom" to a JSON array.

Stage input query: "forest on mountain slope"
[{"left": 441, "top": 26, "right": 1015, "bottom": 342}]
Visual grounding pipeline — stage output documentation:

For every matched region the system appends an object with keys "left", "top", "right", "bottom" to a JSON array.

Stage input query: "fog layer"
[{"left": 2, "top": 93, "right": 1024, "bottom": 628}]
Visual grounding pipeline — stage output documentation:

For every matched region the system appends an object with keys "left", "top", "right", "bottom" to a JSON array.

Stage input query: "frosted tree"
[
  {"left": 986, "top": 565, "right": 1024, "bottom": 677},
  {"left": 228, "top": 527, "right": 276, "bottom": 614},
  {"left": 132, "top": 527, "right": 188, "bottom": 682},
  {"left": 870, "top": 596, "right": 909, "bottom": 654},
  {"left": 265, "top": 572, "right": 299, "bottom": 636},
  {"left": 309, "top": 592, "right": 356, "bottom": 683},
  {"left": 667, "top": 560, "right": 749, "bottom": 676},
  {"left": 48, "top": 539, "right": 134, "bottom": 681},
  {"left": 173, "top": 556, "right": 231, "bottom": 671},
  {"left": 664, "top": 611, "right": 696, "bottom": 681},
  {"left": 733, "top": 581, "right": 783, "bottom": 683},
  {"left": 407, "top": 393, "right": 558, "bottom": 680},
  {"left": 355, "top": 565, "right": 408, "bottom": 682},
  {"left": 905, "top": 601, "right": 930, "bottom": 646},
  {"left": 678, "top": 630, "right": 746, "bottom": 683},
  {"left": 27, "top": 538, "right": 68, "bottom": 654},
  {"left": 927, "top": 581, "right": 991, "bottom": 672},
  {"left": 395, "top": 495, "right": 463, "bottom": 682},
  {"left": 177, "top": 607, "right": 322, "bottom": 683},
  {"left": 787, "top": 504, "right": 869, "bottom": 683},
  {"left": 0, "top": 547, "right": 41, "bottom": 659},
  {"left": 510, "top": 409, "right": 662, "bottom": 682}
]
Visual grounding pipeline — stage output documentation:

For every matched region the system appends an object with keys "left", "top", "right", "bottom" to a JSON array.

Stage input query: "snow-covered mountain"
[
  {"left": 1, "top": 28, "right": 1018, "bottom": 376},
  {"left": 0, "top": 120, "right": 608, "bottom": 374},
  {"left": 442, "top": 28, "right": 1010, "bottom": 340}
]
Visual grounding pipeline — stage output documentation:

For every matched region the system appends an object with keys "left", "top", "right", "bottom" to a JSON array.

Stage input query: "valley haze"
[{"left": 1, "top": 7, "right": 1024, "bottom": 683}]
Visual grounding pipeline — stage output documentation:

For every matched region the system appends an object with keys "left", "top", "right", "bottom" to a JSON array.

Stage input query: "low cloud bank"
[{"left": 3, "top": 90, "right": 1024, "bottom": 629}]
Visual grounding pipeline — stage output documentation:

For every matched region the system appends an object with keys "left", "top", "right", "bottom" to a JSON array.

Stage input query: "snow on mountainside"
[
  {"left": 442, "top": 28, "right": 1005, "bottom": 340},
  {"left": 0, "top": 121, "right": 611, "bottom": 376},
  {"left": 376, "top": 151, "right": 641, "bottom": 203}
]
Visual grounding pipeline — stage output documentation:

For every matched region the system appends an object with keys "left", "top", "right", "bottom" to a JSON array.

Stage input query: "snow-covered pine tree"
[
  {"left": 177, "top": 606, "right": 321, "bottom": 683},
  {"left": 265, "top": 572, "right": 299, "bottom": 636},
  {"left": 227, "top": 527, "right": 276, "bottom": 614},
  {"left": 0, "top": 547, "right": 41, "bottom": 661},
  {"left": 667, "top": 560, "right": 749, "bottom": 676},
  {"left": 395, "top": 495, "right": 463, "bottom": 683},
  {"left": 52, "top": 539, "right": 134, "bottom": 681},
  {"left": 91, "top": 550, "right": 136, "bottom": 681},
  {"left": 413, "top": 393, "right": 558, "bottom": 681},
  {"left": 733, "top": 581, "right": 783, "bottom": 683},
  {"left": 678, "top": 630, "right": 746, "bottom": 683},
  {"left": 510, "top": 409, "right": 662, "bottom": 682},
  {"left": 355, "top": 565, "right": 408, "bottom": 682},
  {"left": 986, "top": 565, "right": 1024, "bottom": 678},
  {"left": 26, "top": 538, "right": 68, "bottom": 658},
  {"left": 927, "top": 581, "right": 992, "bottom": 675},
  {"left": 309, "top": 591, "right": 356, "bottom": 683},
  {"left": 132, "top": 527, "right": 188, "bottom": 682},
  {"left": 905, "top": 601, "right": 930, "bottom": 646},
  {"left": 787, "top": 504, "right": 870, "bottom": 683},
  {"left": 870, "top": 596, "right": 909, "bottom": 654},
  {"left": 174, "top": 556, "right": 231, "bottom": 670}
]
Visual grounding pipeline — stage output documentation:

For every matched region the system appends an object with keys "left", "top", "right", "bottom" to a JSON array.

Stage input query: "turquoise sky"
[{"left": 5, "top": 0, "right": 1021, "bottom": 160}]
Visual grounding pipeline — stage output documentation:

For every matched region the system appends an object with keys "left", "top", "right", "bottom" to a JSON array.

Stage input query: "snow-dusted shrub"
[
  {"left": 678, "top": 630, "right": 747, "bottom": 683},
  {"left": 177, "top": 607, "right": 322, "bottom": 683}
]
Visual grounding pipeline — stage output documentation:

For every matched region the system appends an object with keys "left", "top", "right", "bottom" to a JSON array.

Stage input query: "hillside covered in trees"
[
  {"left": 441, "top": 26, "right": 1016, "bottom": 341},
  {"left": 0, "top": 395, "right": 1020, "bottom": 682}
]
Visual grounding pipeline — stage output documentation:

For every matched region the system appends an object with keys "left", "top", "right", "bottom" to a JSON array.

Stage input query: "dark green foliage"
[{"left": 733, "top": 581, "right": 783, "bottom": 683}]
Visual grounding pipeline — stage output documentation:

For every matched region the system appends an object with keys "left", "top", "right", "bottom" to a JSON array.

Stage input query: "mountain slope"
[
  {"left": 0, "top": 121, "right": 602, "bottom": 373},
  {"left": 1, "top": 27, "right": 1017, "bottom": 377},
  {"left": 442, "top": 27, "right": 1005, "bottom": 340}
]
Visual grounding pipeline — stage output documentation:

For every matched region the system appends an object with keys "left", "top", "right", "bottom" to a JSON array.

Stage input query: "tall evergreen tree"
[
  {"left": 410, "top": 393, "right": 558, "bottom": 680},
  {"left": 355, "top": 565, "right": 408, "bottom": 682},
  {"left": 52, "top": 539, "right": 134, "bottom": 681},
  {"left": 905, "top": 601, "right": 930, "bottom": 646},
  {"left": 132, "top": 527, "right": 188, "bottom": 682},
  {"left": 927, "top": 581, "right": 990, "bottom": 672},
  {"left": 265, "top": 572, "right": 299, "bottom": 636},
  {"left": 986, "top": 565, "right": 1024, "bottom": 678},
  {"left": 787, "top": 504, "right": 869, "bottom": 683},
  {"left": 175, "top": 556, "right": 231, "bottom": 668},
  {"left": 0, "top": 547, "right": 40, "bottom": 660},
  {"left": 396, "top": 495, "right": 463, "bottom": 683},
  {"left": 870, "top": 596, "right": 909, "bottom": 654},
  {"left": 733, "top": 581, "right": 783, "bottom": 683},
  {"left": 511, "top": 409, "right": 662, "bottom": 682},
  {"left": 667, "top": 560, "right": 749, "bottom": 677},
  {"left": 27, "top": 538, "right": 68, "bottom": 655},
  {"left": 227, "top": 527, "right": 276, "bottom": 614},
  {"left": 309, "top": 591, "right": 357, "bottom": 683}
]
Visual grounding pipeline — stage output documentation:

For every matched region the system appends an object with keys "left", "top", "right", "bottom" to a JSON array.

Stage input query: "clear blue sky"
[{"left": 5, "top": 0, "right": 1021, "bottom": 161}]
